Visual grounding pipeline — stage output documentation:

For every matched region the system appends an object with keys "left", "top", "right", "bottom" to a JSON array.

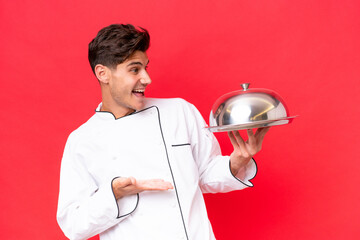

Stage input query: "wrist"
[
  {"left": 230, "top": 156, "right": 252, "bottom": 176},
  {"left": 229, "top": 158, "right": 242, "bottom": 176},
  {"left": 112, "top": 178, "right": 124, "bottom": 200}
]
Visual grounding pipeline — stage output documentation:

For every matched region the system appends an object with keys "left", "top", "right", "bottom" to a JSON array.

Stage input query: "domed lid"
[{"left": 207, "top": 83, "right": 297, "bottom": 132}]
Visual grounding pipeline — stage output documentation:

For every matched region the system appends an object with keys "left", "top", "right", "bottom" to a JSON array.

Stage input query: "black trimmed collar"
[{"left": 95, "top": 103, "right": 156, "bottom": 120}]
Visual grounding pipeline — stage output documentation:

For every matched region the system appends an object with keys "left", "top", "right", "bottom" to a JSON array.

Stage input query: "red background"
[{"left": 1, "top": 0, "right": 359, "bottom": 239}]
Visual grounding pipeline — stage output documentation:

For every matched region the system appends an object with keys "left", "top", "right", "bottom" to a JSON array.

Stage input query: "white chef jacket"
[{"left": 57, "top": 98, "right": 257, "bottom": 240}]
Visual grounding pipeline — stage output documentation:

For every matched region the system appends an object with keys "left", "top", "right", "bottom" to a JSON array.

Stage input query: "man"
[{"left": 57, "top": 24, "right": 269, "bottom": 240}]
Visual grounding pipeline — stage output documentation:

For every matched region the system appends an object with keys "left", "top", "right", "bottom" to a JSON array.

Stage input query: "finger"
[
  {"left": 233, "top": 131, "right": 248, "bottom": 155},
  {"left": 260, "top": 126, "right": 270, "bottom": 135},
  {"left": 259, "top": 127, "right": 270, "bottom": 140},
  {"left": 233, "top": 131, "right": 246, "bottom": 147},
  {"left": 144, "top": 179, "right": 171, "bottom": 186},
  {"left": 149, "top": 179, "right": 173, "bottom": 189},
  {"left": 247, "top": 128, "right": 255, "bottom": 145},
  {"left": 255, "top": 126, "right": 270, "bottom": 139},
  {"left": 227, "top": 131, "right": 239, "bottom": 149},
  {"left": 255, "top": 127, "right": 270, "bottom": 146},
  {"left": 247, "top": 128, "right": 254, "bottom": 136},
  {"left": 137, "top": 179, "right": 174, "bottom": 190},
  {"left": 262, "top": 126, "right": 270, "bottom": 131}
]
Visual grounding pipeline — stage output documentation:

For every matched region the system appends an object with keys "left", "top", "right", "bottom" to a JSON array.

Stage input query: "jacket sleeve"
[
  {"left": 56, "top": 133, "right": 138, "bottom": 240},
  {"left": 185, "top": 101, "right": 258, "bottom": 193}
]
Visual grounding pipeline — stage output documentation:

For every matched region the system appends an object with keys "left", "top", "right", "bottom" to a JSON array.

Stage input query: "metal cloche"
[{"left": 207, "top": 83, "right": 297, "bottom": 132}]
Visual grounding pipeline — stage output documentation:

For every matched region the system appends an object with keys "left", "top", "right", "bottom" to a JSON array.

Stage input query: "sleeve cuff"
[
  {"left": 200, "top": 156, "right": 257, "bottom": 193},
  {"left": 229, "top": 158, "right": 257, "bottom": 187},
  {"left": 111, "top": 177, "right": 139, "bottom": 219}
]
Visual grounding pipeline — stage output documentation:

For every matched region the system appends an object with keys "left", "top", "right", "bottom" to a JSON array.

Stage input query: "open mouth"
[{"left": 132, "top": 89, "right": 145, "bottom": 97}]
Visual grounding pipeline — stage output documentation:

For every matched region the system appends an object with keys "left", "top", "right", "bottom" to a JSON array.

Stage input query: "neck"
[
  {"left": 100, "top": 103, "right": 135, "bottom": 119},
  {"left": 100, "top": 86, "right": 135, "bottom": 119},
  {"left": 100, "top": 96, "right": 136, "bottom": 119}
]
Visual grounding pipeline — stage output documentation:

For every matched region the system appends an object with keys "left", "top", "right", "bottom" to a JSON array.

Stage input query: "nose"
[{"left": 140, "top": 71, "right": 152, "bottom": 85}]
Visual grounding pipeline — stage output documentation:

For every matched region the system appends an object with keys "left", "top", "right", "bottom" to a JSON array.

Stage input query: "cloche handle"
[{"left": 241, "top": 83, "right": 250, "bottom": 91}]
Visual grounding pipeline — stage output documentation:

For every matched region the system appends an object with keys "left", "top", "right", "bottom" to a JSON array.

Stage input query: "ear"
[{"left": 94, "top": 64, "right": 111, "bottom": 84}]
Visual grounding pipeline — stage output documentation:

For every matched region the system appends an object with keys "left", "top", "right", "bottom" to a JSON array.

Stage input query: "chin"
[{"left": 133, "top": 102, "right": 145, "bottom": 111}]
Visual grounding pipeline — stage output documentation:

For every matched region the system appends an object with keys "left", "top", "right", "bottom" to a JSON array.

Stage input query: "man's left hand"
[{"left": 228, "top": 127, "right": 270, "bottom": 176}]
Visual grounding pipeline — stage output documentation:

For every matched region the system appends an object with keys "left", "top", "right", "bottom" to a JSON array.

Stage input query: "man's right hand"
[{"left": 112, "top": 177, "right": 174, "bottom": 200}]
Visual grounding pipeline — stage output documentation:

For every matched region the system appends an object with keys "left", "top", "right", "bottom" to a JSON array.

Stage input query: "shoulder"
[
  {"left": 144, "top": 98, "right": 200, "bottom": 119},
  {"left": 144, "top": 97, "right": 206, "bottom": 126},
  {"left": 145, "top": 97, "right": 195, "bottom": 111},
  {"left": 65, "top": 114, "right": 100, "bottom": 146}
]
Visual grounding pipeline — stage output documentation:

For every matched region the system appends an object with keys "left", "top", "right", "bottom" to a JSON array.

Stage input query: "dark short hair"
[{"left": 88, "top": 24, "right": 150, "bottom": 73}]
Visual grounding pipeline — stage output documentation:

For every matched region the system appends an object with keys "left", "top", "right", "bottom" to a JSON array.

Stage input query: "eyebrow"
[{"left": 126, "top": 60, "right": 150, "bottom": 67}]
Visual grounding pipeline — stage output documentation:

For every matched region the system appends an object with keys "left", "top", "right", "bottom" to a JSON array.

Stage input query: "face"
[{"left": 101, "top": 51, "right": 151, "bottom": 117}]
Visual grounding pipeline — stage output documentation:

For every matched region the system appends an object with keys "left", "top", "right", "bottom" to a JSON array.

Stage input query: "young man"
[{"left": 57, "top": 24, "right": 269, "bottom": 240}]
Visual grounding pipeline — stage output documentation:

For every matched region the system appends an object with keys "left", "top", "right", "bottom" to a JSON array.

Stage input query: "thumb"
[
  {"left": 128, "top": 176, "right": 137, "bottom": 186},
  {"left": 117, "top": 177, "right": 136, "bottom": 188}
]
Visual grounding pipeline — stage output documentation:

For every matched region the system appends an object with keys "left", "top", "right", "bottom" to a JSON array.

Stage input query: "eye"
[{"left": 130, "top": 67, "right": 139, "bottom": 74}]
